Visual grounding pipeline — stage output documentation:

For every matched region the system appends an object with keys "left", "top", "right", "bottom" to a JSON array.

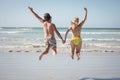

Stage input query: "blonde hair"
[{"left": 72, "top": 17, "right": 79, "bottom": 25}]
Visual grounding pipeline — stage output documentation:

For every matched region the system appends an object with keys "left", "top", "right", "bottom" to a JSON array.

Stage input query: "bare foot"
[
  {"left": 71, "top": 56, "right": 74, "bottom": 60},
  {"left": 77, "top": 57, "right": 80, "bottom": 60},
  {"left": 39, "top": 55, "right": 42, "bottom": 60}
]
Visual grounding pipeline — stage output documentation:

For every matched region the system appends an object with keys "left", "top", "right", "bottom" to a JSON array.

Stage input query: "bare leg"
[
  {"left": 39, "top": 45, "right": 50, "bottom": 60},
  {"left": 76, "top": 41, "right": 82, "bottom": 60},
  {"left": 52, "top": 48, "right": 57, "bottom": 56},
  {"left": 70, "top": 42, "right": 75, "bottom": 60}
]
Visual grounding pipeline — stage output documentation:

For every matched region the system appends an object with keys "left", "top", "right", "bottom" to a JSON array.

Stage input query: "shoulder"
[
  {"left": 78, "top": 20, "right": 84, "bottom": 27},
  {"left": 51, "top": 23, "right": 55, "bottom": 26},
  {"left": 42, "top": 21, "right": 47, "bottom": 25},
  {"left": 50, "top": 23, "right": 56, "bottom": 29}
]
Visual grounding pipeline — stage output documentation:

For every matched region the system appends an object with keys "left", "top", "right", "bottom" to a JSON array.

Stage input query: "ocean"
[{"left": 0, "top": 27, "right": 120, "bottom": 53}]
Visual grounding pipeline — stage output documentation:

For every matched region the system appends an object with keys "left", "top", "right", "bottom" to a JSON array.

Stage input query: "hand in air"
[
  {"left": 84, "top": 7, "right": 87, "bottom": 11},
  {"left": 28, "top": 6, "right": 33, "bottom": 11}
]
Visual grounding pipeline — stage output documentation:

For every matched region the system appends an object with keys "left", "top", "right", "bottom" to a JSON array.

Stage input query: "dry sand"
[{"left": 0, "top": 52, "right": 120, "bottom": 80}]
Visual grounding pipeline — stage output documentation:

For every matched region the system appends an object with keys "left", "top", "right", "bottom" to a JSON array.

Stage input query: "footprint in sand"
[
  {"left": 16, "top": 50, "right": 21, "bottom": 52},
  {"left": 25, "top": 51, "right": 29, "bottom": 52},
  {"left": 9, "top": 50, "right": 13, "bottom": 52}
]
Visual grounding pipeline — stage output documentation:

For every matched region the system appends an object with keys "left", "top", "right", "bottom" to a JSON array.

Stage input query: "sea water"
[{"left": 0, "top": 27, "right": 120, "bottom": 52}]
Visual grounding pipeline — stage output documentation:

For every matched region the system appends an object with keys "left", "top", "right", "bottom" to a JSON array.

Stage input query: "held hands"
[{"left": 62, "top": 39, "right": 66, "bottom": 44}]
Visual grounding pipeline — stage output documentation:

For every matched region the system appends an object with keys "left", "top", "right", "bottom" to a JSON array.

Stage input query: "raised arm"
[
  {"left": 79, "top": 7, "right": 88, "bottom": 26},
  {"left": 28, "top": 6, "right": 44, "bottom": 23}
]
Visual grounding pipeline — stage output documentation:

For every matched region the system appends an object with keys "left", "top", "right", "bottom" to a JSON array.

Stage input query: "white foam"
[
  {"left": 82, "top": 32, "right": 120, "bottom": 34},
  {"left": 0, "top": 31, "right": 27, "bottom": 34},
  {"left": 83, "top": 38, "right": 120, "bottom": 41}
]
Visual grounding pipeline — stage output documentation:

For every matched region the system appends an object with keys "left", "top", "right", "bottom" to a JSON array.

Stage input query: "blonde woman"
[{"left": 64, "top": 8, "right": 87, "bottom": 60}]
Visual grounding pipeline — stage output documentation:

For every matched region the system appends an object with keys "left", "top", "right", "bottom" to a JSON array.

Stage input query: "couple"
[{"left": 28, "top": 6, "right": 87, "bottom": 60}]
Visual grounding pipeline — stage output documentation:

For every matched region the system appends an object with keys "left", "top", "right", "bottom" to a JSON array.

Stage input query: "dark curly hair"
[{"left": 44, "top": 13, "right": 51, "bottom": 21}]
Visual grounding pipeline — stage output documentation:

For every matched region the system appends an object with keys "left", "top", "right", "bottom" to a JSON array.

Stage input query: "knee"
[
  {"left": 46, "top": 50, "right": 49, "bottom": 53},
  {"left": 70, "top": 51, "right": 74, "bottom": 56},
  {"left": 76, "top": 50, "right": 80, "bottom": 54},
  {"left": 70, "top": 49, "right": 74, "bottom": 53},
  {"left": 71, "top": 50, "right": 74, "bottom": 54},
  {"left": 43, "top": 50, "right": 49, "bottom": 54}
]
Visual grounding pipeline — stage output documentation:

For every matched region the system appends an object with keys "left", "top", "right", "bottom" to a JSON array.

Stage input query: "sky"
[{"left": 0, "top": 0, "right": 120, "bottom": 28}]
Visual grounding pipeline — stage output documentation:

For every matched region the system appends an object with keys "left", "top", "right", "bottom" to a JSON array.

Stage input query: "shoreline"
[{"left": 0, "top": 43, "right": 120, "bottom": 54}]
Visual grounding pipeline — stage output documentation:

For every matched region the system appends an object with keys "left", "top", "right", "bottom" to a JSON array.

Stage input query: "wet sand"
[{"left": 0, "top": 52, "right": 120, "bottom": 80}]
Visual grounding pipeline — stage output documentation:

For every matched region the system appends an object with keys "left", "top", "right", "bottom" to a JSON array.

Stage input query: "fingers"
[
  {"left": 62, "top": 40, "right": 66, "bottom": 44},
  {"left": 28, "top": 6, "right": 33, "bottom": 10},
  {"left": 84, "top": 7, "right": 87, "bottom": 11},
  {"left": 28, "top": 6, "right": 30, "bottom": 8}
]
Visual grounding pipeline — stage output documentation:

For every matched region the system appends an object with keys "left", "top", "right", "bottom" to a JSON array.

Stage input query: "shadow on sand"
[{"left": 80, "top": 78, "right": 120, "bottom": 80}]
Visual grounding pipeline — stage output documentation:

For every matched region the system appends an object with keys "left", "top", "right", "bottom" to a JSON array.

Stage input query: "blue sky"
[{"left": 0, "top": 0, "right": 120, "bottom": 28}]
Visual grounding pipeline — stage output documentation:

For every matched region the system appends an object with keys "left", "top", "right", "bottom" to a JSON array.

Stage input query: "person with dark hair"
[
  {"left": 28, "top": 6, "right": 64, "bottom": 60},
  {"left": 64, "top": 7, "right": 87, "bottom": 60}
]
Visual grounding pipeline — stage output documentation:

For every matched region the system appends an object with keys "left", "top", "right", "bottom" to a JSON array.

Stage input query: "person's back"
[
  {"left": 43, "top": 21, "right": 55, "bottom": 38},
  {"left": 28, "top": 7, "right": 64, "bottom": 60},
  {"left": 71, "top": 23, "right": 81, "bottom": 38}
]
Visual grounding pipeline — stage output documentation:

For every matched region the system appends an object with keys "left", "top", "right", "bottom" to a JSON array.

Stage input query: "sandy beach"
[{"left": 0, "top": 52, "right": 120, "bottom": 80}]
